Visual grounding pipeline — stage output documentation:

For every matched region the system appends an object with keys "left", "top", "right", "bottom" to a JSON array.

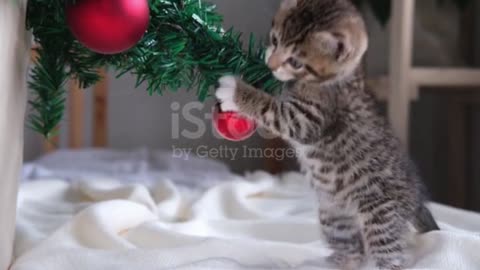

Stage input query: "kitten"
[{"left": 215, "top": 0, "right": 439, "bottom": 269}]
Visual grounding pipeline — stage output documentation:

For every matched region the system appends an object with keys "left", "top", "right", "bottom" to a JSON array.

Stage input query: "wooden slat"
[
  {"left": 68, "top": 80, "right": 85, "bottom": 148},
  {"left": 367, "top": 69, "right": 480, "bottom": 104},
  {"left": 367, "top": 75, "right": 421, "bottom": 101},
  {"left": 412, "top": 68, "right": 480, "bottom": 87},
  {"left": 93, "top": 68, "right": 108, "bottom": 147},
  {"left": 388, "top": 0, "right": 415, "bottom": 147},
  {"left": 42, "top": 128, "right": 60, "bottom": 152},
  {"left": 30, "top": 47, "right": 39, "bottom": 62}
]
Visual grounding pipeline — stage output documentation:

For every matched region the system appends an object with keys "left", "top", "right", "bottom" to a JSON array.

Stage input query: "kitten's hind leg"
[
  {"left": 319, "top": 210, "right": 365, "bottom": 270},
  {"left": 362, "top": 205, "right": 411, "bottom": 270}
]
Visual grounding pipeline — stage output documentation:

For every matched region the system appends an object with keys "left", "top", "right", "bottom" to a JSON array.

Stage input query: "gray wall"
[{"left": 24, "top": 0, "right": 463, "bottom": 174}]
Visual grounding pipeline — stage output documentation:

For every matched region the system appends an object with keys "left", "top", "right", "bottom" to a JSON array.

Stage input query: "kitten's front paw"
[
  {"left": 376, "top": 257, "right": 407, "bottom": 270},
  {"left": 215, "top": 76, "right": 239, "bottom": 112}
]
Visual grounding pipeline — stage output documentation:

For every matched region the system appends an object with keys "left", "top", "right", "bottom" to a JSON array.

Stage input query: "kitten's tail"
[{"left": 413, "top": 205, "right": 440, "bottom": 233}]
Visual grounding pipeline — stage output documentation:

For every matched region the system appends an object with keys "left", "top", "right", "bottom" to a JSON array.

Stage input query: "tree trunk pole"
[{"left": 0, "top": 0, "right": 31, "bottom": 269}]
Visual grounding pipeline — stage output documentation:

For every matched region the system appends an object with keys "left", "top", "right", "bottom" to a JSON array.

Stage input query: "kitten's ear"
[
  {"left": 280, "top": 0, "right": 298, "bottom": 10},
  {"left": 312, "top": 32, "right": 351, "bottom": 62}
]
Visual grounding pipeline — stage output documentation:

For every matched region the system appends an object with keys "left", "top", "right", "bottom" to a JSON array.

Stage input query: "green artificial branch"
[
  {"left": 28, "top": 47, "right": 68, "bottom": 138},
  {"left": 26, "top": 0, "right": 280, "bottom": 138}
]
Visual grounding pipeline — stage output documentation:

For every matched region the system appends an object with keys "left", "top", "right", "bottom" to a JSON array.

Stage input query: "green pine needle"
[{"left": 28, "top": 48, "right": 68, "bottom": 137}]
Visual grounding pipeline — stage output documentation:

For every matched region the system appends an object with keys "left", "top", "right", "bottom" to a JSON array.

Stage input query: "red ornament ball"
[
  {"left": 66, "top": 0, "right": 150, "bottom": 54},
  {"left": 213, "top": 104, "right": 256, "bottom": 142}
]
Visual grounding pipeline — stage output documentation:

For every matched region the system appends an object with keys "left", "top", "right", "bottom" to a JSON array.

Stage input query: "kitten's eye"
[
  {"left": 272, "top": 35, "right": 278, "bottom": 47},
  {"left": 287, "top": 57, "right": 304, "bottom": 69}
]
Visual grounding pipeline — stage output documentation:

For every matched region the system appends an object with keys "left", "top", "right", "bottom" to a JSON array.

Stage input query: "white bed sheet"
[
  {"left": 22, "top": 148, "right": 232, "bottom": 188},
  {"left": 13, "top": 150, "right": 480, "bottom": 270}
]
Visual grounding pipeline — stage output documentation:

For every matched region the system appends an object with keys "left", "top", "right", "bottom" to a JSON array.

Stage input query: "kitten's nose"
[{"left": 267, "top": 54, "right": 282, "bottom": 70}]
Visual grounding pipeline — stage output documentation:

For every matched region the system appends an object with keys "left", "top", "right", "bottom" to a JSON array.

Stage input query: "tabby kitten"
[{"left": 215, "top": 0, "right": 439, "bottom": 269}]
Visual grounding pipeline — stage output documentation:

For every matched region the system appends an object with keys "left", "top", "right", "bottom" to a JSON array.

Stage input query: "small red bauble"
[
  {"left": 213, "top": 104, "right": 256, "bottom": 142},
  {"left": 66, "top": 0, "right": 150, "bottom": 54}
]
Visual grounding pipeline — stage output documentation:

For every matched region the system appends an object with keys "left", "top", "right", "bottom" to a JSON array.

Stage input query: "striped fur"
[{"left": 216, "top": 1, "right": 439, "bottom": 270}]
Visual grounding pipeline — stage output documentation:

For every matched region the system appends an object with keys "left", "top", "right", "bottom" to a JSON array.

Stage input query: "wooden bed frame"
[{"left": 388, "top": 0, "right": 480, "bottom": 146}]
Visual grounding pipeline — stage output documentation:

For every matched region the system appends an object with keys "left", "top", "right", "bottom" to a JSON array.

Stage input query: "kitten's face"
[{"left": 265, "top": 0, "right": 368, "bottom": 83}]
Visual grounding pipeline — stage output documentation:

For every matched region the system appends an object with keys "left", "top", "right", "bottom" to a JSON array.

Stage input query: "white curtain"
[{"left": 0, "top": 0, "right": 31, "bottom": 269}]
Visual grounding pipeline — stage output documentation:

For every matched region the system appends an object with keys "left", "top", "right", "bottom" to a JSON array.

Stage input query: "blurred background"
[{"left": 23, "top": 0, "right": 480, "bottom": 212}]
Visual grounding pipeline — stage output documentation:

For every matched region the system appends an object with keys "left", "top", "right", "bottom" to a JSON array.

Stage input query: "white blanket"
[{"left": 13, "top": 151, "right": 480, "bottom": 270}]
